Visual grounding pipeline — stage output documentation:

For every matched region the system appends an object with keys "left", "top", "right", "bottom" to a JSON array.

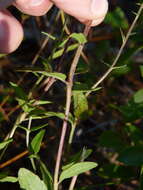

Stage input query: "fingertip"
[
  {"left": 0, "top": 10, "right": 23, "bottom": 54},
  {"left": 52, "top": 0, "right": 108, "bottom": 26},
  {"left": 89, "top": 0, "right": 108, "bottom": 26},
  {"left": 13, "top": 0, "right": 53, "bottom": 16}
]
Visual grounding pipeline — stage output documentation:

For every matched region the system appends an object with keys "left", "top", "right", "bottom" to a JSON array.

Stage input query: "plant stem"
[
  {"left": 68, "top": 176, "right": 78, "bottom": 190},
  {"left": 67, "top": 4, "right": 143, "bottom": 190},
  {"left": 6, "top": 112, "right": 27, "bottom": 139},
  {"left": 86, "top": 3, "right": 143, "bottom": 97},
  {"left": 68, "top": 122, "right": 77, "bottom": 146},
  {"left": 26, "top": 117, "right": 32, "bottom": 147},
  {"left": 26, "top": 117, "right": 36, "bottom": 171},
  {"left": 139, "top": 165, "right": 143, "bottom": 190},
  {"left": 53, "top": 25, "right": 91, "bottom": 190}
]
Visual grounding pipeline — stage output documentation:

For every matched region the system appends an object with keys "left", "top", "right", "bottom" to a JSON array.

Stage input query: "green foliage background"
[{"left": 0, "top": 1, "right": 143, "bottom": 190}]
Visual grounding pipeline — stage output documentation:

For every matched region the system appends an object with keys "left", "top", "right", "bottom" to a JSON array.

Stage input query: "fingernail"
[
  {"left": 91, "top": 17, "right": 104, "bottom": 26},
  {"left": 91, "top": 0, "right": 108, "bottom": 18},
  {"left": 30, "top": 0, "right": 45, "bottom": 7}
]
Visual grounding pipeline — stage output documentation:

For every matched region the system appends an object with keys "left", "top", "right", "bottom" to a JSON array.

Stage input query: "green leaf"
[
  {"left": 140, "top": 65, "right": 143, "bottom": 78},
  {"left": 73, "top": 91, "right": 88, "bottom": 119},
  {"left": 18, "top": 168, "right": 47, "bottom": 190},
  {"left": 0, "top": 54, "right": 6, "bottom": 58},
  {"left": 70, "top": 33, "right": 87, "bottom": 44},
  {"left": 124, "top": 124, "right": 143, "bottom": 145},
  {"left": 59, "top": 162, "right": 97, "bottom": 183},
  {"left": 98, "top": 131, "right": 125, "bottom": 151},
  {"left": 105, "top": 7, "right": 128, "bottom": 29},
  {"left": 111, "top": 46, "right": 143, "bottom": 76},
  {"left": 16, "top": 70, "right": 66, "bottom": 83},
  {"left": 119, "top": 100, "right": 143, "bottom": 122},
  {"left": 118, "top": 146, "right": 143, "bottom": 166},
  {"left": 10, "top": 82, "right": 27, "bottom": 100},
  {"left": 16, "top": 98, "right": 35, "bottom": 113},
  {"left": 31, "top": 123, "right": 48, "bottom": 132},
  {"left": 52, "top": 44, "right": 78, "bottom": 59},
  {"left": 34, "top": 100, "right": 52, "bottom": 105},
  {"left": 43, "top": 112, "right": 65, "bottom": 120},
  {"left": 30, "top": 130, "right": 45, "bottom": 154},
  {"left": 42, "top": 32, "right": 56, "bottom": 40},
  {"left": 0, "top": 139, "right": 13, "bottom": 150},
  {"left": 81, "top": 148, "right": 92, "bottom": 161},
  {"left": 133, "top": 89, "right": 143, "bottom": 103},
  {"left": 34, "top": 72, "right": 66, "bottom": 83},
  {"left": 62, "top": 150, "right": 83, "bottom": 171},
  {"left": 39, "top": 160, "right": 53, "bottom": 190},
  {"left": 73, "top": 83, "right": 101, "bottom": 93},
  {"left": 58, "top": 37, "right": 69, "bottom": 48},
  {"left": 0, "top": 176, "right": 18, "bottom": 183},
  {"left": 0, "top": 172, "right": 8, "bottom": 179},
  {"left": 62, "top": 148, "right": 92, "bottom": 171},
  {"left": 75, "top": 60, "right": 89, "bottom": 74},
  {"left": 27, "top": 111, "right": 74, "bottom": 125},
  {"left": 19, "top": 123, "right": 49, "bottom": 133}
]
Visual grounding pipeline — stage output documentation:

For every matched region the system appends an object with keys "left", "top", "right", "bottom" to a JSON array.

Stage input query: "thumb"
[{"left": 51, "top": 0, "right": 108, "bottom": 26}]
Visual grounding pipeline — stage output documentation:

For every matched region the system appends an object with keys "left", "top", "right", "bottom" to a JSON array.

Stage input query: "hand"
[{"left": 0, "top": 0, "right": 108, "bottom": 53}]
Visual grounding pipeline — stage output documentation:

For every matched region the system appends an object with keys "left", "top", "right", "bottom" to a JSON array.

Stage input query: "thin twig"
[
  {"left": 26, "top": 117, "right": 36, "bottom": 171},
  {"left": 0, "top": 142, "right": 45, "bottom": 169},
  {"left": 68, "top": 176, "right": 78, "bottom": 190},
  {"left": 53, "top": 24, "right": 91, "bottom": 190},
  {"left": 0, "top": 150, "right": 29, "bottom": 169},
  {"left": 26, "top": 117, "right": 32, "bottom": 147},
  {"left": 86, "top": 3, "right": 143, "bottom": 97}
]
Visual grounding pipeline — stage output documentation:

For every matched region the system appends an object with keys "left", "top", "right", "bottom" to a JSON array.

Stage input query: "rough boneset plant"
[{"left": 0, "top": 1, "right": 143, "bottom": 190}]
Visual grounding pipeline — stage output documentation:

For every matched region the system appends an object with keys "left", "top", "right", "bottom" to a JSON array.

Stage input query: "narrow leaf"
[
  {"left": 42, "top": 32, "right": 56, "bottom": 40},
  {"left": 52, "top": 44, "right": 78, "bottom": 59},
  {"left": 62, "top": 148, "right": 92, "bottom": 171},
  {"left": 31, "top": 123, "right": 48, "bottom": 132},
  {"left": 10, "top": 82, "right": 27, "bottom": 100},
  {"left": 0, "top": 176, "right": 18, "bottom": 183},
  {"left": 40, "top": 160, "right": 53, "bottom": 190},
  {"left": 59, "top": 162, "right": 97, "bottom": 183},
  {"left": 34, "top": 100, "right": 52, "bottom": 105},
  {"left": 30, "top": 130, "right": 45, "bottom": 154},
  {"left": 0, "top": 139, "right": 13, "bottom": 150},
  {"left": 70, "top": 33, "right": 87, "bottom": 44},
  {"left": 35, "top": 72, "right": 66, "bottom": 82}
]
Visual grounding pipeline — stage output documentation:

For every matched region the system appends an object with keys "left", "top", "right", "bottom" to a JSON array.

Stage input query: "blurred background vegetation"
[{"left": 1, "top": 0, "right": 143, "bottom": 189}]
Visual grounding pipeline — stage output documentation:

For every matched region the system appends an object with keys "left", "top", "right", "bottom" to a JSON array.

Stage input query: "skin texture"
[
  {"left": 0, "top": 10, "right": 23, "bottom": 53},
  {"left": 0, "top": 0, "right": 108, "bottom": 53}
]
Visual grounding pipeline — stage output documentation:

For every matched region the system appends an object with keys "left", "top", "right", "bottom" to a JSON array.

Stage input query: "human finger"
[
  {"left": 0, "top": 10, "right": 23, "bottom": 53},
  {"left": 13, "top": 0, "right": 53, "bottom": 16},
  {"left": 0, "top": 0, "right": 14, "bottom": 10},
  {"left": 52, "top": 0, "right": 108, "bottom": 26}
]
